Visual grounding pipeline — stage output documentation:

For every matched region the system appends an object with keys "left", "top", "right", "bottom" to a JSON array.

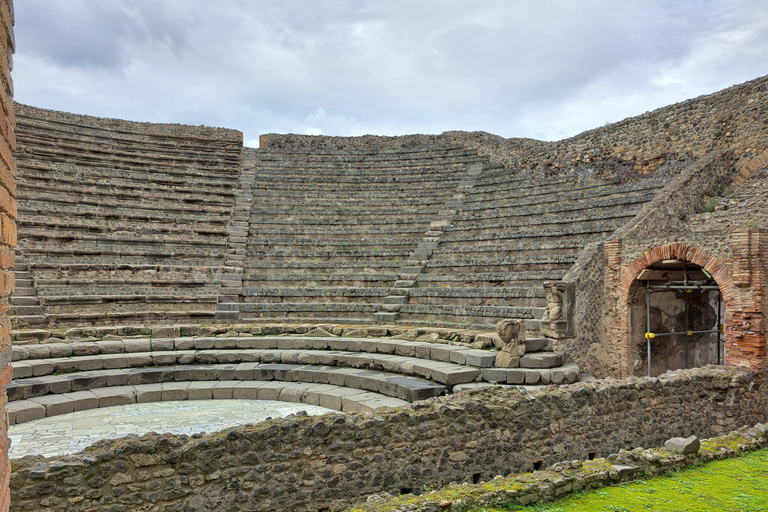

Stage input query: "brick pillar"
[
  {"left": 0, "top": 1, "right": 13, "bottom": 510},
  {"left": 727, "top": 229, "right": 767, "bottom": 370}
]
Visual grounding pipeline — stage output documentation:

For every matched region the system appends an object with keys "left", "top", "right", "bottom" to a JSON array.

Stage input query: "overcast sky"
[{"left": 13, "top": 1, "right": 768, "bottom": 147}]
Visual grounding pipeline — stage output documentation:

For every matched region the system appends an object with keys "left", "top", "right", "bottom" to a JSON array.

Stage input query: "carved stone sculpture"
[{"left": 494, "top": 318, "right": 525, "bottom": 368}]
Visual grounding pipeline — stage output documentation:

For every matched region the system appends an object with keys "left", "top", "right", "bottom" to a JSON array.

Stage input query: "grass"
[{"left": 475, "top": 447, "right": 768, "bottom": 512}]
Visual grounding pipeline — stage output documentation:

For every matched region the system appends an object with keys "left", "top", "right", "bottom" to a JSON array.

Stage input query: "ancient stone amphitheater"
[{"left": 0, "top": 11, "right": 767, "bottom": 508}]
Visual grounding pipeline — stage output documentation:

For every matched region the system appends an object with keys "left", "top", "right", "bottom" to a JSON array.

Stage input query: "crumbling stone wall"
[
  {"left": 0, "top": 1, "right": 13, "bottom": 511},
  {"left": 261, "top": 75, "right": 768, "bottom": 175},
  {"left": 9, "top": 366, "right": 765, "bottom": 512}
]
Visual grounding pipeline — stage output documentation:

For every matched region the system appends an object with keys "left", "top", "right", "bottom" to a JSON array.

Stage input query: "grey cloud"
[{"left": 12, "top": 0, "right": 768, "bottom": 142}]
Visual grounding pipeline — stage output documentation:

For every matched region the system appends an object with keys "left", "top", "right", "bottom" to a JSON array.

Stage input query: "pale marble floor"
[{"left": 9, "top": 400, "right": 335, "bottom": 458}]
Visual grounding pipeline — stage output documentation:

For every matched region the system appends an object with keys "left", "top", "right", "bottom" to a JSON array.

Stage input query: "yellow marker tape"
[
  {"left": 645, "top": 332, "right": 655, "bottom": 339},
  {"left": 687, "top": 330, "right": 693, "bottom": 336},
  {"left": 686, "top": 289, "right": 693, "bottom": 293},
  {"left": 719, "top": 324, "right": 725, "bottom": 333}
]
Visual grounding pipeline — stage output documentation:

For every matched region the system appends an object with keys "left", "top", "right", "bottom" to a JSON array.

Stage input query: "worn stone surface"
[
  {"left": 665, "top": 435, "right": 701, "bottom": 454},
  {"left": 8, "top": 366, "right": 765, "bottom": 512}
]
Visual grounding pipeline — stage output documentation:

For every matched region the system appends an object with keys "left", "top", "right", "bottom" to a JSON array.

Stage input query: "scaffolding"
[{"left": 641, "top": 264, "right": 724, "bottom": 377}]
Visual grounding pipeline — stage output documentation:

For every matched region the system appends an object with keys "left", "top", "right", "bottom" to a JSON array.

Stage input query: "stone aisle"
[{"left": 9, "top": 399, "right": 334, "bottom": 458}]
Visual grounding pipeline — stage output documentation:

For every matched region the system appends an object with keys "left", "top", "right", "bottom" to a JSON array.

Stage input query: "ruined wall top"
[
  {"left": 261, "top": 75, "right": 768, "bottom": 175},
  {"left": 14, "top": 102, "right": 243, "bottom": 143}
]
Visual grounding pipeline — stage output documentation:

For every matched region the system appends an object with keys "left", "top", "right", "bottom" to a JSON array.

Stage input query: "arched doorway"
[{"left": 627, "top": 258, "right": 724, "bottom": 377}]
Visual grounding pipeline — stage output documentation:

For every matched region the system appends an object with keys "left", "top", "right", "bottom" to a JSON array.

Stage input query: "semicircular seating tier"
[
  {"left": 10, "top": 104, "right": 243, "bottom": 329},
  {"left": 216, "top": 144, "right": 675, "bottom": 334}
]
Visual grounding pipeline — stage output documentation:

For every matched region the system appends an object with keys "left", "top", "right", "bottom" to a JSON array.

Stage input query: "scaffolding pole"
[{"left": 644, "top": 279, "right": 723, "bottom": 377}]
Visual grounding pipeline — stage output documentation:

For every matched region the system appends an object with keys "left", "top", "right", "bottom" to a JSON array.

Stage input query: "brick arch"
[
  {"left": 617, "top": 243, "right": 739, "bottom": 376},
  {"left": 619, "top": 243, "right": 737, "bottom": 308}
]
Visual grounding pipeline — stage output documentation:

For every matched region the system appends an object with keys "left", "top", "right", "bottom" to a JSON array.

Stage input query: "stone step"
[
  {"left": 524, "top": 337, "right": 554, "bottom": 353},
  {"left": 10, "top": 336, "right": 496, "bottom": 368},
  {"left": 374, "top": 312, "right": 399, "bottom": 322},
  {"left": 382, "top": 296, "right": 408, "bottom": 305},
  {"left": 11, "top": 306, "right": 44, "bottom": 316},
  {"left": 10, "top": 297, "right": 39, "bottom": 306},
  {"left": 5, "top": 381, "right": 409, "bottom": 425},
  {"left": 379, "top": 304, "right": 401, "bottom": 313},
  {"left": 519, "top": 352, "right": 563, "bottom": 369},
  {"left": 481, "top": 363, "right": 580, "bottom": 385}
]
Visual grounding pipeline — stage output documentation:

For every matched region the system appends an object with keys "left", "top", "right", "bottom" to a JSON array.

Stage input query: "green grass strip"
[{"left": 477, "top": 447, "right": 768, "bottom": 512}]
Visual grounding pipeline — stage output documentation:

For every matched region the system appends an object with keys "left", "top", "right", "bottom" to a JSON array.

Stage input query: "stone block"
[
  {"left": 93, "top": 386, "right": 136, "bottom": 407},
  {"left": 28, "top": 394, "right": 75, "bottom": 416},
  {"left": 68, "top": 391, "right": 100, "bottom": 411},
  {"left": 481, "top": 368, "right": 509, "bottom": 384},
  {"left": 124, "top": 339, "right": 152, "bottom": 353},
  {"left": 665, "top": 436, "right": 700, "bottom": 454},
  {"left": 135, "top": 383, "right": 163, "bottom": 403},
  {"left": 153, "top": 325, "right": 181, "bottom": 339},
  {"left": 231, "top": 381, "right": 267, "bottom": 400},
  {"left": 161, "top": 382, "right": 190, "bottom": 401},
  {"left": 151, "top": 338, "right": 175, "bottom": 352},
  {"left": 193, "top": 337, "right": 216, "bottom": 349},
  {"left": 524, "top": 370, "right": 541, "bottom": 385},
  {"left": 212, "top": 381, "right": 238, "bottom": 399},
  {"left": 48, "top": 344, "right": 74, "bottom": 358},
  {"left": 7, "top": 401, "right": 46, "bottom": 424},
  {"left": 187, "top": 382, "right": 215, "bottom": 400},
  {"left": 520, "top": 352, "right": 563, "bottom": 369}
]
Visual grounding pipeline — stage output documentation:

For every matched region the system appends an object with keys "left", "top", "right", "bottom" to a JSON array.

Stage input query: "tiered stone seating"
[
  {"left": 221, "top": 146, "right": 489, "bottom": 324},
  {"left": 7, "top": 332, "right": 582, "bottom": 424},
  {"left": 397, "top": 168, "right": 670, "bottom": 331},
  {"left": 11, "top": 104, "right": 243, "bottom": 328}
]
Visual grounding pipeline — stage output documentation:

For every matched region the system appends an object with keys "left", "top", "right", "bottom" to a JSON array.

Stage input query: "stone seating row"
[
  {"left": 17, "top": 146, "right": 240, "bottom": 180},
  {"left": 6, "top": 381, "right": 408, "bottom": 425},
  {"left": 10, "top": 336, "right": 496, "bottom": 365},
  {"left": 456, "top": 193, "right": 657, "bottom": 222},
  {"left": 250, "top": 192, "right": 448, "bottom": 205},
  {"left": 255, "top": 144, "right": 479, "bottom": 158},
  {"left": 10, "top": 344, "right": 485, "bottom": 384},
  {"left": 246, "top": 238, "right": 417, "bottom": 249},
  {"left": 464, "top": 179, "right": 667, "bottom": 207},
  {"left": 21, "top": 246, "right": 227, "bottom": 265},
  {"left": 440, "top": 222, "right": 624, "bottom": 243},
  {"left": 19, "top": 230, "right": 229, "bottom": 248},
  {"left": 9, "top": 358, "right": 449, "bottom": 403},
  {"left": 250, "top": 182, "right": 456, "bottom": 197},
  {"left": 18, "top": 160, "right": 240, "bottom": 188},
  {"left": 19, "top": 170, "right": 237, "bottom": 199},
  {"left": 242, "top": 287, "right": 390, "bottom": 299},
  {"left": 252, "top": 167, "right": 469, "bottom": 180},
  {"left": 17, "top": 185, "right": 235, "bottom": 211},
  {"left": 247, "top": 225, "right": 429, "bottom": 237},
  {"left": 249, "top": 206, "right": 442, "bottom": 217},
  {"left": 449, "top": 209, "right": 639, "bottom": 233},
  {"left": 18, "top": 204, "right": 230, "bottom": 226},
  {"left": 425, "top": 254, "right": 577, "bottom": 269},
  {"left": 16, "top": 116, "right": 243, "bottom": 154},
  {"left": 25, "top": 310, "right": 216, "bottom": 329},
  {"left": 246, "top": 248, "right": 412, "bottom": 259},
  {"left": 19, "top": 217, "right": 228, "bottom": 239}
]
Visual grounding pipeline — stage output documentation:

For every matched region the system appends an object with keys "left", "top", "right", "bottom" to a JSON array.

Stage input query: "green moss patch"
[{"left": 478, "top": 447, "right": 768, "bottom": 512}]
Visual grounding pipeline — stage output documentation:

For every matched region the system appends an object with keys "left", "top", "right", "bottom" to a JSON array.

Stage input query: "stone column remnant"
[{"left": 494, "top": 319, "right": 525, "bottom": 368}]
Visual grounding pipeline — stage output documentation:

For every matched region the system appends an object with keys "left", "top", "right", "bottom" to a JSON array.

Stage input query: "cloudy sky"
[{"left": 13, "top": 1, "right": 768, "bottom": 147}]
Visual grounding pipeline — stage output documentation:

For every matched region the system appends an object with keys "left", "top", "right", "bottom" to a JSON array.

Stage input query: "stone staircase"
[{"left": 9, "top": 258, "right": 45, "bottom": 329}]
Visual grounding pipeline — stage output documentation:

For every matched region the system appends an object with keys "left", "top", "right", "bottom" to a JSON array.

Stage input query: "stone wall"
[
  {"left": 261, "top": 75, "right": 768, "bottom": 175},
  {"left": 0, "top": 1, "right": 13, "bottom": 511},
  {"left": 9, "top": 366, "right": 765, "bottom": 512}
]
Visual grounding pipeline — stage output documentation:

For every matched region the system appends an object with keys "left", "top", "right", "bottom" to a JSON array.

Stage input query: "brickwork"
[{"left": 0, "top": 1, "right": 12, "bottom": 511}]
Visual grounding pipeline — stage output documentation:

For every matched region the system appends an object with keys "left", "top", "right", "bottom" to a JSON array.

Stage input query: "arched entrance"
[{"left": 627, "top": 259, "right": 724, "bottom": 376}]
